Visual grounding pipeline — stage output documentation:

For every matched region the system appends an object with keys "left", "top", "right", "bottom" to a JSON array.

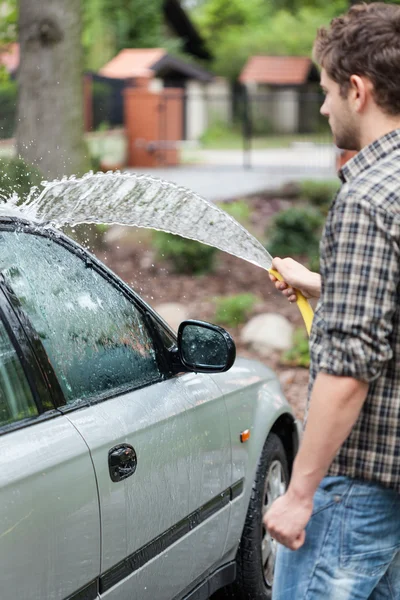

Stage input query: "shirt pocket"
[{"left": 339, "top": 485, "right": 400, "bottom": 577}]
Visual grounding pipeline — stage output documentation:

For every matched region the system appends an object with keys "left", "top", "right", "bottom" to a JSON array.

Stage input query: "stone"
[
  {"left": 154, "top": 302, "right": 189, "bottom": 332},
  {"left": 241, "top": 313, "right": 293, "bottom": 353},
  {"left": 104, "top": 225, "right": 130, "bottom": 245}
]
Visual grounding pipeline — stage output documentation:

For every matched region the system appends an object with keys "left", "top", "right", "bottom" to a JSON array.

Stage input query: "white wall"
[
  {"left": 245, "top": 84, "right": 300, "bottom": 135},
  {"left": 271, "top": 88, "right": 299, "bottom": 134},
  {"left": 186, "top": 77, "right": 231, "bottom": 140}
]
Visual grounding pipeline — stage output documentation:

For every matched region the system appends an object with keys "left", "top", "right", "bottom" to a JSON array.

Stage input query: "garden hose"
[{"left": 269, "top": 269, "right": 314, "bottom": 336}]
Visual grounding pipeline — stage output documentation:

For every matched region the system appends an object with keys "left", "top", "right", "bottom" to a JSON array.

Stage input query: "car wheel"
[{"left": 214, "top": 433, "right": 289, "bottom": 600}]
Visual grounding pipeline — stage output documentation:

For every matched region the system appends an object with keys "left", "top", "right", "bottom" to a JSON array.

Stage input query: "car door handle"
[{"left": 108, "top": 444, "right": 137, "bottom": 482}]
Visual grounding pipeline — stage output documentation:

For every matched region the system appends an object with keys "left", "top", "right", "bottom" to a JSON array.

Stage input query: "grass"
[{"left": 199, "top": 132, "right": 332, "bottom": 150}]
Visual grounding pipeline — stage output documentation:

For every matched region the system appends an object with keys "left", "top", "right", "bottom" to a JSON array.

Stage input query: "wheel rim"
[{"left": 261, "top": 460, "right": 287, "bottom": 588}]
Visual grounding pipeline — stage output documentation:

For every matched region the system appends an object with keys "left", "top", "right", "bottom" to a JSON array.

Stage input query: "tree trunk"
[{"left": 17, "top": 0, "right": 90, "bottom": 179}]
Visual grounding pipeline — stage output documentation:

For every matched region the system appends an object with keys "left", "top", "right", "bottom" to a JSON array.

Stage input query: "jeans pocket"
[
  {"left": 339, "top": 486, "right": 400, "bottom": 577},
  {"left": 311, "top": 486, "right": 339, "bottom": 517}
]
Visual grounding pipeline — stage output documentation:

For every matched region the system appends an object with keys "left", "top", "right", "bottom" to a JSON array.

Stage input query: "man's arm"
[
  {"left": 269, "top": 257, "right": 321, "bottom": 303},
  {"left": 263, "top": 372, "right": 368, "bottom": 550}
]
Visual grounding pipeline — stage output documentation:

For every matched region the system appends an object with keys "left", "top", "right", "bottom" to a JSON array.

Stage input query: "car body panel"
[
  {"left": 66, "top": 372, "right": 231, "bottom": 599},
  {"left": 211, "top": 358, "right": 299, "bottom": 558},
  {"left": 0, "top": 416, "right": 100, "bottom": 600}
]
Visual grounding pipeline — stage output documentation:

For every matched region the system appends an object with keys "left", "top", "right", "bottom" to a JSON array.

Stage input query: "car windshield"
[{"left": 0, "top": 228, "right": 161, "bottom": 404}]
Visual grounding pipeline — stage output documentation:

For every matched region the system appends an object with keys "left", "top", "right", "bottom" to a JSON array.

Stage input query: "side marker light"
[{"left": 240, "top": 429, "right": 250, "bottom": 443}]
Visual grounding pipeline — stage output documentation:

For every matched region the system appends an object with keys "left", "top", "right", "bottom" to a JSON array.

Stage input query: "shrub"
[
  {"left": 218, "top": 199, "right": 251, "bottom": 226},
  {"left": 199, "top": 120, "right": 241, "bottom": 147},
  {"left": 281, "top": 328, "right": 310, "bottom": 368},
  {"left": 0, "top": 157, "right": 43, "bottom": 202},
  {"left": 266, "top": 206, "right": 324, "bottom": 268},
  {"left": 152, "top": 231, "right": 217, "bottom": 274},
  {"left": 214, "top": 293, "right": 259, "bottom": 327},
  {"left": 300, "top": 179, "right": 340, "bottom": 214}
]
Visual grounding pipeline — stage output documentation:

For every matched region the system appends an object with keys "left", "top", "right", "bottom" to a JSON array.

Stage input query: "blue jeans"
[{"left": 272, "top": 476, "right": 400, "bottom": 599}]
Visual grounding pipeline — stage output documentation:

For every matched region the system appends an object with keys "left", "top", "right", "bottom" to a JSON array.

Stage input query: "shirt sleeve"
[{"left": 319, "top": 193, "right": 400, "bottom": 382}]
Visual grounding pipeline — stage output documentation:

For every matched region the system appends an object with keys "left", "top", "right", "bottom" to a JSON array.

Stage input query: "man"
[{"left": 264, "top": 3, "right": 400, "bottom": 599}]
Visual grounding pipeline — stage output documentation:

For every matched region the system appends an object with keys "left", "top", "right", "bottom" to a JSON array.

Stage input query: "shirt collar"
[{"left": 339, "top": 128, "right": 400, "bottom": 184}]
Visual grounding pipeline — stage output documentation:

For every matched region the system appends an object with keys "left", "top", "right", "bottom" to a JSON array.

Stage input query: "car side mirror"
[{"left": 177, "top": 320, "right": 236, "bottom": 373}]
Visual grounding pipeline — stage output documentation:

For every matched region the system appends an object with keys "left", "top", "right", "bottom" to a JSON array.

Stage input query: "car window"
[
  {"left": 0, "top": 318, "right": 38, "bottom": 427},
  {"left": 0, "top": 230, "right": 161, "bottom": 405}
]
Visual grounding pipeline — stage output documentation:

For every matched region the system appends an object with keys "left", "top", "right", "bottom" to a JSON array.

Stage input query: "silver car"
[{"left": 0, "top": 217, "right": 300, "bottom": 600}]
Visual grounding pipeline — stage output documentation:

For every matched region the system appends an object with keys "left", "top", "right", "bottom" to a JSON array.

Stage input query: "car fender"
[{"left": 211, "top": 357, "right": 301, "bottom": 559}]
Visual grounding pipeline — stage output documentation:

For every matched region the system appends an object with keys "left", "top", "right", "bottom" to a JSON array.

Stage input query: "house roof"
[
  {"left": 100, "top": 49, "right": 166, "bottom": 79},
  {"left": 100, "top": 49, "right": 214, "bottom": 82},
  {"left": 239, "top": 56, "right": 319, "bottom": 86},
  {"left": 0, "top": 43, "right": 19, "bottom": 75}
]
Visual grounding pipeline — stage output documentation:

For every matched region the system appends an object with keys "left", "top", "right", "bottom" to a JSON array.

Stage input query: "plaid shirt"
[{"left": 309, "top": 129, "right": 400, "bottom": 492}]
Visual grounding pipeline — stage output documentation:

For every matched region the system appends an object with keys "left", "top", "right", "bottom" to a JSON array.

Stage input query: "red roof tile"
[
  {"left": 239, "top": 56, "right": 313, "bottom": 85},
  {"left": 100, "top": 49, "right": 167, "bottom": 79}
]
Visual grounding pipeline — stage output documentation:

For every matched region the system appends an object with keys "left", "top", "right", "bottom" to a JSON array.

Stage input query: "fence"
[
  {"left": 0, "top": 80, "right": 333, "bottom": 170},
  {"left": 151, "top": 86, "right": 332, "bottom": 168}
]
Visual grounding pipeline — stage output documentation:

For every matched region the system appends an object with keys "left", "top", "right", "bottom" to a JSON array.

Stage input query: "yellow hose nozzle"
[{"left": 269, "top": 268, "right": 314, "bottom": 336}]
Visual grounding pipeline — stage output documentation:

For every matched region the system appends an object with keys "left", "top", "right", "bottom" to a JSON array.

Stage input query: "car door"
[
  {"left": 0, "top": 289, "right": 100, "bottom": 600},
  {"left": 0, "top": 224, "right": 232, "bottom": 600}
]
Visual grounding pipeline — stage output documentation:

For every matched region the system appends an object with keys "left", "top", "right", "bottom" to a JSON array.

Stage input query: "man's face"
[{"left": 320, "top": 69, "right": 361, "bottom": 151}]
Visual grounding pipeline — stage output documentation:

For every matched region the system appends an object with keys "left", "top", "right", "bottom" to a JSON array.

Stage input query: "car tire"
[{"left": 213, "top": 433, "right": 289, "bottom": 600}]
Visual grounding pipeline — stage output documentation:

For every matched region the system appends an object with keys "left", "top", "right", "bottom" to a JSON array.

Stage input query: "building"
[{"left": 239, "top": 56, "right": 321, "bottom": 134}]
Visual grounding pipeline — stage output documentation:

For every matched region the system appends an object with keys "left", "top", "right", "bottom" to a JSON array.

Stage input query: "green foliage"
[
  {"left": 82, "top": 0, "right": 116, "bottom": 70},
  {"left": 281, "top": 327, "right": 310, "bottom": 368},
  {"left": 102, "top": 0, "right": 165, "bottom": 52},
  {"left": 266, "top": 206, "right": 324, "bottom": 267},
  {"left": 218, "top": 199, "right": 251, "bottom": 226},
  {"left": 193, "top": 0, "right": 267, "bottom": 44},
  {"left": 0, "top": 0, "right": 17, "bottom": 44},
  {"left": 214, "top": 293, "right": 259, "bottom": 327},
  {"left": 152, "top": 231, "right": 217, "bottom": 275},
  {"left": 0, "top": 157, "right": 42, "bottom": 202},
  {"left": 200, "top": 121, "right": 243, "bottom": 147},
  {"left": 0, "top": 80, "right": 17, "bottom": 139},
  {"left": 193, "top": 3, "right": 348, "bottom": 80},
  {"left": 300, "top": 179, "right": 340, "bottom": 214}
]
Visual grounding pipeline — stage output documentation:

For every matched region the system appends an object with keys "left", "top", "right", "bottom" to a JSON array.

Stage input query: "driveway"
[{"left": 127, "top": 145, "right": 337, "bottom": 202}]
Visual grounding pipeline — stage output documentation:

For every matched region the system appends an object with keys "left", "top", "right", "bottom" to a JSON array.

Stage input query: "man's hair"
[{"left": 313, "top": 2, "right": 400, "bottom": 115}]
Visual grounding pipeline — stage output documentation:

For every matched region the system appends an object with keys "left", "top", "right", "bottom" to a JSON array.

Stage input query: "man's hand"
[
  {"left": 263, "top": 489, "right": 313, "bottom": 550},
  {"left": 269, "top": 257, "right": 321, "bottom": 303}
]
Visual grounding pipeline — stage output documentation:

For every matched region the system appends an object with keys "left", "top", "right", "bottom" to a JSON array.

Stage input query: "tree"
[
  {"left": 17, "top": 0, "right": 90, "bottom": 179},
  {"left": 82, "top": 0, "right": 168, "bottom": 71}
]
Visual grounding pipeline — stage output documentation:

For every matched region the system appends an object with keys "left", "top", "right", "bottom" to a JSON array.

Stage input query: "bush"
[
  {"left": 0, "top": 81, "right": 17, "bottom": 139},
  {"left": 152, "top": 231, "right": 217, "bottom": 274},
  {"left": 266, "top": 206, "right": 324, "bottom": 268},
  {"left": 214, "top": 293, "right": 259, "bottom": 327},
  {"left": 281, "top": 328, "right": 310, "bottom": 368},
  {"left": 218, "top": 199, "right": 251, "bottom": 226},
  {"left": 0, "top": 157, "right": 43, "bottom": 202},
  {"left": 300, "top": 179, "right": 340, "bottom": 214},
  {"left": 199, "top": 120, "right": 241, "bottom": 147}
]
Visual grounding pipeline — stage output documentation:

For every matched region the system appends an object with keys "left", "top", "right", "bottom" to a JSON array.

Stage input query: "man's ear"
[{"left": 349, "top": 75, "right": 372, "bottom": 112}]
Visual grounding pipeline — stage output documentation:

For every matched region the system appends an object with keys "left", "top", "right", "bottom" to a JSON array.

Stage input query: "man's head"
[{"left": 313, "top": 2, "right": 400, "bottom": 150}]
